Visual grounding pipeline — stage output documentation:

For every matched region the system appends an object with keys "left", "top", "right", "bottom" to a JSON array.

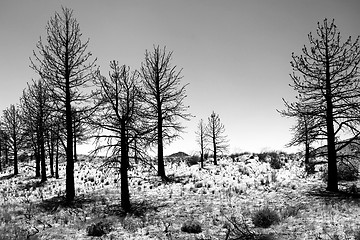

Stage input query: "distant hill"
[{"left": 166, "top": 151, "right": 189, "bottom": 158}]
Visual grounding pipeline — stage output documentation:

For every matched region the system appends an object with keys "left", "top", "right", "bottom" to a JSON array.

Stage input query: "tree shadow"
[
  {"left": 0, "top": 173, "right": 15, "bottom": 181},
  {"left": 38, "top": 193, "right": 98, "bottom": 212},
  {"left": 105, "top": 199, "right": 167, "bottom": 218},
  {"left": 307, "top": 184, "right": 360, "bottom": 204}
]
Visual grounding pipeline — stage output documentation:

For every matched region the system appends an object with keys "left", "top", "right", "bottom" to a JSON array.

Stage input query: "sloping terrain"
[{"left": 1, "top": 154, "right": 360, "bottom": 240}]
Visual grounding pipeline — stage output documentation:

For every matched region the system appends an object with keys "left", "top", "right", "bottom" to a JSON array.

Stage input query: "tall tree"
[
  {"left": 281, "top": 19, "right": 360, "bottom": 192},
  {"left": 2, "top": 105, "right": 22, "bottom": 175},
  {"left": 205, "top": 111, "right": 228, "bottom": 165},
  {"left": 195, "top": 119, "right": 207, "bottom": 168},
  {"left": 92, "top": 61, "right": 147, "bottom": 212},
  {"left": 30, "top": 7, "right": 96, "bottom": 201},
  {"left": 140, "top": 45, "right": 191, "bottom": 179},
  {"left": 21, "top": 79, "right": 51, "bottom": 182}
]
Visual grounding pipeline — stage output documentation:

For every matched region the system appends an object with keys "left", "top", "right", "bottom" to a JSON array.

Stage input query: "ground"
[{"left": 1, "top": 154, "right": 360, "bottom": 240}]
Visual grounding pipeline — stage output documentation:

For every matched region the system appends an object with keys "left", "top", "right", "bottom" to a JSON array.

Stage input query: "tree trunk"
[
  {"left": 65, "top": 67, "right": 75, "bottom": 202},
  {"left": 39, "top": 111, "right": 47, "bottom": 182},
  {"left": 55, "top": 134, "right": 59, "bottom": 179},
  {"left": 0, "top": 141, "right": 2, "bottom": 172},
  {"left": 120, "top": 121, "right": 131, "bottom": 212},
  {"left": 34, "top": 146, "right": 40, "bottom": 177},
  {"left": 5, "top": 143, "right": 8, "bottom": 166},
  {"left": 47, "top": 132, "right": 54, "bottom": 177},
  {"left": 40, "top": 134, "right": 47, "bottom": 182},
  {"left": 213, "top": 133, "right": 217, "bottom": 165},
  {"left": 73, "top": 120, "right": 78, "bottom": 163},
  {"left": 13, "top": 129, "right": 18, "bottom": 175},
  {"left": 157, "top": 103, "right": 166, "bottom": 179},
  {"left": 325, "top": 44, "right": 338, "bottom": 192}
]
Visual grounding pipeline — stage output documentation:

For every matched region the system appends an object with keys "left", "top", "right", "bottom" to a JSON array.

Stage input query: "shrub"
[
  {"left": 186, "top": 155, "right": 200, "bottom": 166},
  {"left": 86, "top": 221, "right": 112, "bottom": 236},
  {"left": 354, "top": 229, "right": 360, "bottom": 240},
  {"left": 322, "top": 159, "right": 359, "bottom": 181},
  {"left": 338, "top": 160, "right": 359, "bottom": 181},
  {"left": 257, "top": 151, "right": 284, "bottom": 169},
  {"left": 252, "top": 207, "right": 280, "bottom": 228},
  {"left": 224, "top": 215, "right": 276, "bottom": 240},
  {"left": 181, "top": 220, "right": 202, "bottom": 234}
]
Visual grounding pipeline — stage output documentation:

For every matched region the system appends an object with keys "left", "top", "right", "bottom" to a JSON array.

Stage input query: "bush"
[
  {"left": 338, "top": 160, "right": 359, "bottom": 181},
  {"left": 322, "top": 159, "right": 359, "bottom": 181},
  {"left": 252, "top": 207, "right": 280, "bottom": 228},
  {"left": 224, "top": 215, "right": 276, "bottom": 240},
  {"left": 229, "top": 152, "right": 250, "bottom": 161},
  {"left": 181, "top": 220, "right": 202, "bottom": 234},
  {"left": 354, "top": 229, "right": 360, "bottom": 240},
  {"left": 257, "top": 151, "right": 284, "bottom": 169},
  {"left": 86, "top": 221, "right": 112, "bottom": 236},
  {"left": 186, "top": 155, "right": 200, "bottom": 166}
]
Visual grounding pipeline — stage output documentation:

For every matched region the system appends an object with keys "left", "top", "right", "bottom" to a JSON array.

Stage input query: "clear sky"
[{"left": 1, "top": 0, "right": 359, "bottom": 155}]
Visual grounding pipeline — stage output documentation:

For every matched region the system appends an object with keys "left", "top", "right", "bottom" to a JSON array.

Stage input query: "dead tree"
[
  {"left": 140, "top": 45, "right": 191, "bottom": 179},
  {"left": 21, "top": 79, "right": 51, "bottom": 182},
  {"left": 205, "top": 111, "right": 229, "bottom": 165},
  {"left": 30, "top": 7, "right": 96, "bottom": 202},
  {"left": 91, "top": 61, "right": 148, "bottom": 212},
  {"left": 195, "top": 119, "right": 207, "bottom": 168},
  {"left": 281, "top": 19, "right": 360, "bottom": 192},
  {"left": 2, "top": 105, "right": 22, "bottom": 175}
]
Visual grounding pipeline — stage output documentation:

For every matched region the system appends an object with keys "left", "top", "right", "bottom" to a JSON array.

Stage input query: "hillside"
[{"left": 1, "top": 154, "right": 360, "bottom": 239}]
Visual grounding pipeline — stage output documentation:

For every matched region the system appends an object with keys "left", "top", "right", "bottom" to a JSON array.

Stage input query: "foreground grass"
[{"left": 1, "top": 155, "right": 360, "bottom": 239}]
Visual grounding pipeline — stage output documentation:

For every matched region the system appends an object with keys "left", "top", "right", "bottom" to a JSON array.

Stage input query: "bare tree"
[
  {"left": 21, "top": 79, "right": 51, "bottom": 182},
  {"left": 281, "top": 19, "right": 360, "bottom": 192},
  {"left": 2, "top": 105, "right": 22, "bottom": 175},
  {"left": 205, "top": 111, "right": 229, "bottom": 165},
  {"left": 279, "top": 103, "right": 323, "bottom": 172},
  {"left": 140, "top": 45, "right": 191, "bottom": 179},
  {"left": 195, "top": 119, "right": 207, "bottom": 168},
  {"left": 30, "top": 7, "right": 96, "bottom": 201},
  {"left": 0, "top": 129, "right": 5, "bottom": 172},
  {"left": 91, "top": 61, "right": 148, "bottom": 212}
]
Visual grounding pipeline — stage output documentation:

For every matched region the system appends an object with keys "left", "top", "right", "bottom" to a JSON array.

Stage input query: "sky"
[{"left": 1, "top": 0, "right": 360, "bottom": 156}]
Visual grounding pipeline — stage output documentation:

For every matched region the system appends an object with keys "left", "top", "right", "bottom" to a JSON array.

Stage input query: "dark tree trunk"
[
  {"left": 325, "top": 41, "right": 338, "bottom": 192},
  {"left": 39, "top": 111, "right": 47, "bottom": 182},
  {"left": 212, "top": 125, "right": 217, "bottom": 165},
  {"left": 55, "top": 134, "right": 59, "bottom": 179},
  {"left": 34, "top": 146, "right": 40, "bottom": 177},
  {"left": 304, "top": 118, "right": 311, "bottom": 173},
  {"left": 73, "top": 120, "right": 78, "bottom": 163},
  {"left": 5, "top": 143, "right": 9, "bottom": 166},
  {"left": 65, "top": 66, "right": 75, "bottom": 202},
  {"left": 120, "top": 121, "right": 131, "bottom": 212},
  {"left": 13, "top": 129, "right": 18, "bottom": 175},
  {"left": 46, "top": 131, "right": 54, "bottom": 177},
  {"left": 0, "top": 141, "right": 2, "bottom": 172},
  {"left": 40, "top": 135, "right": 47, "bottom": 182},
  {"left": 157, "top": 99, "right": 166, "bottom": 179}
]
